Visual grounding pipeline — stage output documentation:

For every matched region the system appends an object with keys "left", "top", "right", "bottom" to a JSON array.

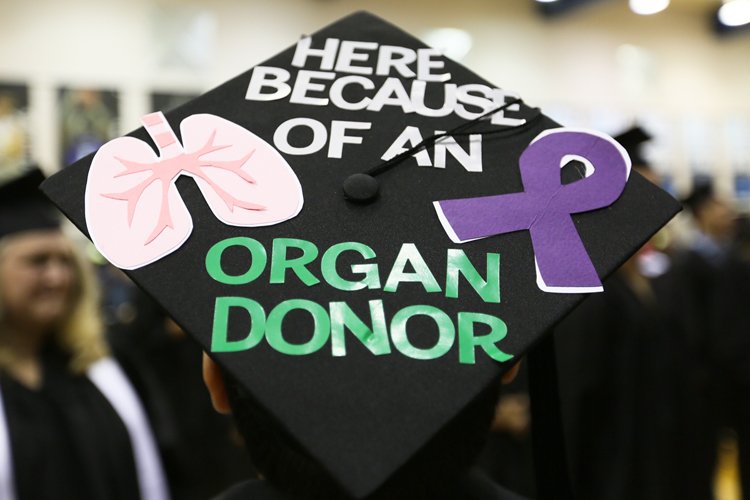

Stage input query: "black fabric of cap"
[
  {"left": 40, "top": 11, "right": 681, "bottom": 498},
  {"left": 0, "top": 167, "right": 60, "bottom": 240}
]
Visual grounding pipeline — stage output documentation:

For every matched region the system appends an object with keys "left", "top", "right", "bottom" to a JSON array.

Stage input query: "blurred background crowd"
[{"left": 1, "top": 0, "right": 749, "bottom": 499}]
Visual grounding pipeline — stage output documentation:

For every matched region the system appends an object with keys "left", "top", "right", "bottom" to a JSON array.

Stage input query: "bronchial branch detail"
[{"left": 103, "top": 113, "right": 266, "bottom": 245}]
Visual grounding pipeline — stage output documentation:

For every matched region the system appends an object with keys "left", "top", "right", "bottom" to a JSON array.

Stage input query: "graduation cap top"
[
  {"left": 613, "top": 125, "right": 652, "bottom": 169},
  {"left": 682, "top": 178, "right": 715, "bottom": 214},
  {"left": 41, "top": 11, "right": 680, "bottom": 498},
  {"left": 0, "top": 167, "right": 60, "bottom": 239}
]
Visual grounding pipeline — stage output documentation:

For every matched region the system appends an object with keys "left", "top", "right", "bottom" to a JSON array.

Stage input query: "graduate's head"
[
  {"left": 202, "top": 353, "right": 519, "bottom": 499},
  {"left": 0, "top": 168, "right": 106, "bottom": 372},
  {"left": 0, "top": 229, "right": 77, "bottom": 335}
]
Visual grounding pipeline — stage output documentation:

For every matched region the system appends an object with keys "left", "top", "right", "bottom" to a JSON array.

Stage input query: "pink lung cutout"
[{"left": 85, "top": 112, "right": 303, "bottom": 270}]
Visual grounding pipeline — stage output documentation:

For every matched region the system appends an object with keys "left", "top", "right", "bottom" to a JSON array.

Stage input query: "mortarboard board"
[
  {"left": 41, "top": 11, "right": 681, "bottom": 498},
  {"left": 0, "top": 166, "right": 60, "bottom": 239}
]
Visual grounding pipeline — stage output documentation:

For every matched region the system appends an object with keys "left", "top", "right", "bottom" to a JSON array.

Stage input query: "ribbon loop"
[{"left": 434, "top": 128, "right": 630, "bottom": 294}]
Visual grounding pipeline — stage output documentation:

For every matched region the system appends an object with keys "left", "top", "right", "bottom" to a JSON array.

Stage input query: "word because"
[{"left": 245, "top": 36, "right": 524, "bottom": 124}]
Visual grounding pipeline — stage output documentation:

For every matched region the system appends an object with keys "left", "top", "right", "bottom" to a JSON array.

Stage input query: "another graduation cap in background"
[
  {"left": 613, "top": 125, "right": 652, "bottom": 170},
  {"left": 0, "top": 167, "right": 59, "bottom": 239},
  {"left": 41, "top": 11, "right": 681, "bottom": 499},
  {"left": 682, "top": 179, "right": 716, "bottom": 215}
]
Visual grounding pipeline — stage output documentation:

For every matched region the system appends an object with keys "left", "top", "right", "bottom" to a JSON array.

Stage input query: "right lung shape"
[{"left": 85, "top": 112, "right": 303, "bottom": 270}]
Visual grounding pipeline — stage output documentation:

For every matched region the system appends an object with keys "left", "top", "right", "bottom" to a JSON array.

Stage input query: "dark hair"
[{"left": 223, "top": 368, "right": 501, "bottom": 499}]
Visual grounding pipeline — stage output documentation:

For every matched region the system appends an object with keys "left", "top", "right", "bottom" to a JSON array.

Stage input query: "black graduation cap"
[
  {"left": 0, "top": 166, "right": 60, "bottom": 239},
  {"left": 613, "top": 125, "right": 652, "bottom": 168},
  {"left": 682, "top": 178, "right": 715, "bottom": 214},
  {"left": 41, "top": 11, "right": 681, "bottom": 498}
]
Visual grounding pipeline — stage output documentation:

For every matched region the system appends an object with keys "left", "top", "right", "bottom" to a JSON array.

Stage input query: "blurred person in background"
[
  {"left": 555, "top": 126, "right": 680, "bottom": 500},
  {"left": 664, "top": 179, "right": 738, "bottom": 500},
  {"left": 0, "top": 167, "right": 169, "bottom": 500},
  {"left": 104, "top": 278, "right": 255, "bottom": 500},
  {"left": 476, "top": 365, "right": 534, "bottom": 499},
  {"left": 711, "top": 214, "right": 750, "bottom": 499}
]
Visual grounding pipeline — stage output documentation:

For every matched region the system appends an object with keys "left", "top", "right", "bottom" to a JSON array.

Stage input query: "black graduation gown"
[
  {"left": 709, "top": 247, "right": 750, "bottom": 499},
  {"left": 0, "top": 346, "right": 141, "bottom": 500},
  {"left": 212, "top": 468, "right": 528, "bottom": 500},
  {"left": 661, "top": 248, "right": 726, "bottom": 500},
  {"left": 476, "top": 366, "right": 535, "bottom": 498},
  {"left": 555, "top": 272, "right": 678, "bottom": 500}
]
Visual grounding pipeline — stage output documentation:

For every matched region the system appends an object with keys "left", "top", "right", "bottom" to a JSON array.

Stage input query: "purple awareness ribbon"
[{"left": 434, "top": 128, "right": 631, "bottom": 293}]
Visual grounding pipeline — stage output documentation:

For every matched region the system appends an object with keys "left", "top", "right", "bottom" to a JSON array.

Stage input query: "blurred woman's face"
[{"left": 0, "top": 230, "right": 77, "bottom": 333}]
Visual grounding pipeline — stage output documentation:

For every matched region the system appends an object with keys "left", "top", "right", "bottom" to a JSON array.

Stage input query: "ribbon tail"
[
  {"left": 530, "top": 212, "right": 602, "bottom": 293},
  {"left": 434, "top": 201, "right": 466, "bottom": 243}
]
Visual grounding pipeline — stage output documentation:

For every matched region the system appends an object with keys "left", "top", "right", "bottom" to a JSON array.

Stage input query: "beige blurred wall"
[{"left": 0, "top": 0, "right": 748, "bottom": 195}]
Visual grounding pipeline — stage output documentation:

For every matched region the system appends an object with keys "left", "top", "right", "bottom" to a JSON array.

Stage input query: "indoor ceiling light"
[
  {"left": 718, "top": 0, "right": 750, "bottom": 27},
  {"left": 629, "top": 0, "right": 670, "bottom": 15},
  {"left": 422, "top": 28, "right": 473, "bottom": 62}
]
